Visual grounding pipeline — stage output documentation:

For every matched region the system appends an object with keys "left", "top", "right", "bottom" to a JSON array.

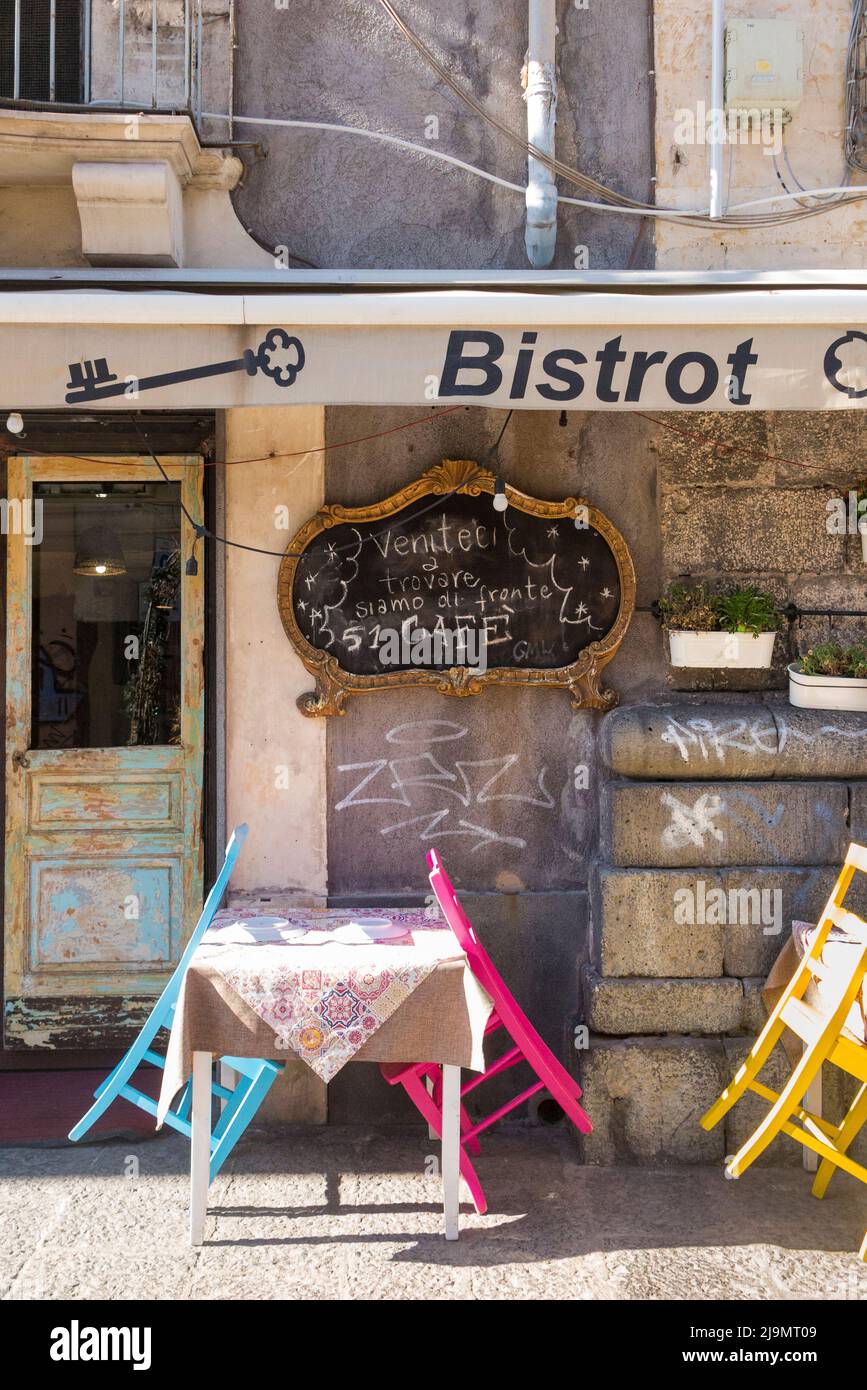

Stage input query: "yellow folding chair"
[{"left": 701, "top": 842, "right": 867, "bottom": 1261}]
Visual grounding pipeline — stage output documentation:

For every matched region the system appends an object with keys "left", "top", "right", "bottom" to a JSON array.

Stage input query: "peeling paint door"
[{"left": 4, "top": 457, "right": 204, "bottom": 1048}]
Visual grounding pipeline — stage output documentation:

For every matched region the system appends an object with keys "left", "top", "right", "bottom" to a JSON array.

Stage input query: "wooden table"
[
  {"left": 157, "top": 908, "right": 493, "bottom": 1245},
  {"left": 188, "top": 1054, "right": 464, "bottom": 1243}
]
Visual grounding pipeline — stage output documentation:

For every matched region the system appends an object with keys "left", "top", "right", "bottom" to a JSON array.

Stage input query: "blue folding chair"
[{"left": 68, "top": 824, "right": 283, "bottom": 1183}]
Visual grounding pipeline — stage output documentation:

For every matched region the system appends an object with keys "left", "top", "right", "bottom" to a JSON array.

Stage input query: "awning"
[{"left": 3, "top": 270, "right": 867, "bottom": 412}]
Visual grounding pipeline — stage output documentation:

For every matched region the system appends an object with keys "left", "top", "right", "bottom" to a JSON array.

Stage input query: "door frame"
[{"left": 3, "top": 454, "right": 205, "bottom": 1048}]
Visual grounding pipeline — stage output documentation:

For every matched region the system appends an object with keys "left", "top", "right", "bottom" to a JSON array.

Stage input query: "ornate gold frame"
[{"left": 277, "top": 459, "right": 636, "bottom": 717}]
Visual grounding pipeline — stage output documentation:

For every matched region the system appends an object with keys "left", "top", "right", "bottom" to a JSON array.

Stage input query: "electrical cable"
[
  {"left": 488, "top": 409, "right": 514, "bottom": 458},
  {"left": 846, "top": 0, "right": 867, "bottom": 172},
  {"left": 131, "top": 415, "right": 497, "bottom": 567},
  {"left": 12, "top": 397, "right": 853, "bottom": 488},
  {"left": 208, "top": 109, "right": 867, "bottom": 229},
  {"left": 780, "top": 124, "right": 852, "bottom": 208},
  {"left": 772, "top": 148, "right": 813, "bottom": 211},
  {"left": 372, "top": 0, "right": 867, "bottom": 229},
  {"left": 6, "top": 405, "right": 468, "bottom": 472},
  {"left": 634, "top": 410, "right": 858, "bottom": 475},
  {"left": 133, "top": 401, "right": 856, "bottom": 581}
]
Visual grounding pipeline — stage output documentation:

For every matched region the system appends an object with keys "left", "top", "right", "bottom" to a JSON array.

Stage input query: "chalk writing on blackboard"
[{"left": 277, "top": 459, "right": 635, "bottom": 717}]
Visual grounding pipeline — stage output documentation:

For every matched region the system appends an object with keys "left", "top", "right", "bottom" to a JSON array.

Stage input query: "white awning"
[{"left": 2, "top": 271, "right": 867, "bottom": 411}]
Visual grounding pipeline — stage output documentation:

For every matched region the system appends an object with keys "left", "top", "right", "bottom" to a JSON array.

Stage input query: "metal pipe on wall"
[
  {"left": 118, "top": 0, "right": 126, "bottom": 105},
  {"left": 524, "top": 0, "right": 558, "bottom": 267},
  {"left": 83, "top": 0, "right": 92, "bottom": 103},
  {"left": 49, "top": 0, "right": 56, "bottom": 102},
  {"left": 13, "top": 0, "right": 21, "bottom": 100},
  {"left": 151, "top": 0, "right": 158, "bottom": 108},
  {"left": 228, "top": 0, "right": 236, "bottom": 142},
  {"left": 184, "top": 0, "right": 191, "bottom": 109},
  {"left": 196, "top": 0, "right": 204, "bottom": 130},
  {"left": 709, "top": 0, "right": 726, "bottom": 218}
]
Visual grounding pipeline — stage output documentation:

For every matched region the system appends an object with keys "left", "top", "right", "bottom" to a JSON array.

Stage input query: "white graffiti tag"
[
  {"left": 661, "top": 791, "right": 726, "bottom": 850},
  {"left": 661, "top": 716, "right": 779, "bottom": 763},
  {"left": 661, "top": 712, "right": 867, "bottom": 764},
  {"left": 335, "top": 719, "right": 556, "bottom": 852}
]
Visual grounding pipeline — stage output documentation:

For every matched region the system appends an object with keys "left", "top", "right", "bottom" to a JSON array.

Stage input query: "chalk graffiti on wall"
[
  {"left": 659, "top": 787, "right": 839, "bottom": 861},
  {"left": 334, "top": 718, "right": 556, "bottom": 852},
  {"left": 660, "top": 712, "right": 867, "bottom": 764},
  {"left": 662, "top": 789, "right": 790, "bottom": 856},
  {"left": 661, "top": 791, "right": 726, "bottom": 850}
]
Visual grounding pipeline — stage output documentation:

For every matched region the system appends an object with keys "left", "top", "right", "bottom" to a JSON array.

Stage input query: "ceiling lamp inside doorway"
[{"left": 73, "top": 525, "right": 127, "bottom": 577}]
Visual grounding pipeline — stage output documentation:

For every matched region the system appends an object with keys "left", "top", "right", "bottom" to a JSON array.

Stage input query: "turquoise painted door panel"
[
  {"left": 4, "top": 458, "right": 205, "bottom": 1049},
  {"left": 31, "top": 853, "right": 180, "bottom": 970},
  {"left": 32, "top": 769, "right": 182, "bottom": 831}
]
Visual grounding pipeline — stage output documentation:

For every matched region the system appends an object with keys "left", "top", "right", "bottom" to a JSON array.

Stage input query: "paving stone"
[
  {"left": 656, "top": 410, "right": 773, "bottom": 487},
  {"left": 771, "top": 411, "right": 867, "bottom": 486},
  {"left": 2, "top": 1130, "right": 866, "bottom": 1299},
  {"left": 850, "top": 784, "right": 867, "bottom": 847}
]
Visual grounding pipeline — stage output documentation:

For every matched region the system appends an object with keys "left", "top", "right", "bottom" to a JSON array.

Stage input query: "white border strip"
[{"left": 0, "top": 288, "right": 866, "bottom": 328}]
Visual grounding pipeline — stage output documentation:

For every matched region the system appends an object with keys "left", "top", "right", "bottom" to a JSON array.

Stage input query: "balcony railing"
[{"left": 0, "top": 0, "right": 232, "bottom": 136}]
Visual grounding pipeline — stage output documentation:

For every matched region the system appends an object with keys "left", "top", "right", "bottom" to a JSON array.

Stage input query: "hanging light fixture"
[{"left": 73, "top": 525, "right": 127, "bottom": 577}]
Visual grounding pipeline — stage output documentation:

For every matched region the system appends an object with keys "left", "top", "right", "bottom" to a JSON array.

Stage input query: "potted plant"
[
  {"left": 789, "top": 642, "right": 867, "bottom": 711},
  {"left": 659, "top": 583, "right": 783, "bottom": 669}
]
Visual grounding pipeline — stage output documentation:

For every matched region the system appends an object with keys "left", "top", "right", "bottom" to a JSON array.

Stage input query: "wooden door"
[{"left": 3, "top": 456, "right": 204, "bottom": 1049}]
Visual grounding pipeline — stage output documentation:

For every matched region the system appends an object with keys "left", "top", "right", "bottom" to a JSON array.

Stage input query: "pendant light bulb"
[
  {"left": 5, "top": 412, "right": 23, "bottom": 435},
  {"left": 73, "top": 525, "right": 127, "bottom": 577},
  {"left": 493, "top": 478, "right": 508, "bottom": 513}
]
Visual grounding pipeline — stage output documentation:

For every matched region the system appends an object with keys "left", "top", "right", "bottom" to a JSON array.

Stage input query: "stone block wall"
[
  {"left": 579, "top": 702, "right": 867, "bottom": 1166},
  {"left": 654, "top": 411, "right": 867, "bottom": 692}
]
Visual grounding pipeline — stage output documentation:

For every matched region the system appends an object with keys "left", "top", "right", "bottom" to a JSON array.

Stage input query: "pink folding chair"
[{"left": 381, "top": 848, "right": 591, "bottom": 1215}]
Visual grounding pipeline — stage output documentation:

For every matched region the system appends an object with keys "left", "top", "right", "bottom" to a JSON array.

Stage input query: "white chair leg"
[
  {"left": 803, "top": 1045, "right": 822, "bottom": 1174},
  {"left": 219, "top": 1060, "right": 237, "bottom": 1114},
  {"left": 442, "top": 1065, "right": 460, "bottom": 1241},
  {"left": 190, "top": 1050, "right": 212, "bottom": 1246}
]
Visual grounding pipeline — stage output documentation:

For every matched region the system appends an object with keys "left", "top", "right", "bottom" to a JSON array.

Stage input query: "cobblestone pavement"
[{"left": 1, "top": 1127, "right": 865, "bottom": 1300}]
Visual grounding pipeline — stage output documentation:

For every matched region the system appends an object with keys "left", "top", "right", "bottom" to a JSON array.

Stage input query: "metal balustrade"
[{"left": 0, "top": 0, "right": 227, "bottom": 132}]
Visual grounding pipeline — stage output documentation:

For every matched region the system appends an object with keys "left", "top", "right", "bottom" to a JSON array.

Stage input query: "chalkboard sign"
[{"left": 277, "top": 459, "right": 635, "bottom": 716}]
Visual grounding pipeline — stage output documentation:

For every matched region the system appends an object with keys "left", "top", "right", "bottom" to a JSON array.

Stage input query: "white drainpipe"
[
  {"left": 524, "top": 0, "right": 558, "bottom": 267},
  {"left": 709, "top": 0, "right": 726, "bottom": 218}
]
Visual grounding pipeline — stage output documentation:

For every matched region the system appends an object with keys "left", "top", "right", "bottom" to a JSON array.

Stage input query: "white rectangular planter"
[
  {"left": 668, "top": 629, "right": 776, "bottom": 669},
  {"left": 788, "top": 663, "right": 867, "bottom": 711}
]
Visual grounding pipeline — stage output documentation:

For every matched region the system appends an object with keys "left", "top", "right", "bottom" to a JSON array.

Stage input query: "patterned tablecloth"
[{"left": 157, "top": 906, "right": 493, "bottom": 1124}]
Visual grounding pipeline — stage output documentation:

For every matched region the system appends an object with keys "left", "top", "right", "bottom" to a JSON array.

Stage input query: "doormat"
[{"left": 0, "top": 1068, "right": 163, "bottom": 1146}]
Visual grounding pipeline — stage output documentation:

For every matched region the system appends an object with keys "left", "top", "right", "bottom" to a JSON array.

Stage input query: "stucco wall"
[
  {"left": 654, "top": 0, "right": 866, "bottom": 267},
  {"left": 231, "top": 0, "right": 655, "bottom": 270},
  {"left": 322, "top": 404, "right": 664, "bottom": 900},
  {"left": 224, "top": 404, "right": 328, "bottom": 896}
]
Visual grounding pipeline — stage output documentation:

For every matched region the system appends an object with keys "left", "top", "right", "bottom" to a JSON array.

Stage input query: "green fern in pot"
[{"left": 713, "top": 587, "right": 784, "bottom": 638}]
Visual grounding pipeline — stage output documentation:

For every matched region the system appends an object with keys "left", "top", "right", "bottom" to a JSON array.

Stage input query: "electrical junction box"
[{"left": 725, "top": 19, "right": 804, "bottom": 123}]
